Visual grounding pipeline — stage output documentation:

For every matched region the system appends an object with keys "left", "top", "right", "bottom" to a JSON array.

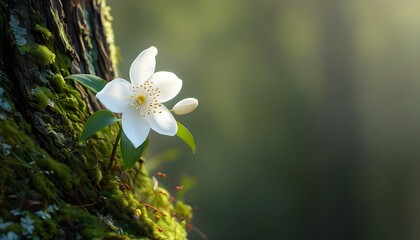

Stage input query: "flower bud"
[{"left": 172, "top": 98, "right": 198, "bottom": 115}]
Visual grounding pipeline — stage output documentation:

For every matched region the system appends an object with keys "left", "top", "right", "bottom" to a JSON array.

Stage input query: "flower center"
[
  {"left": 130, "top": 80, "right": 162, "bottom": 117},
  {"left": 137, "top": 95, "right": 145, "bottom": 105}
]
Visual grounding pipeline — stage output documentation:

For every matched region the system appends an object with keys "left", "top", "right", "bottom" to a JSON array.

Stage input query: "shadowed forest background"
[{"left": 109, "top": 0, "right": 420, "bottom": 239}]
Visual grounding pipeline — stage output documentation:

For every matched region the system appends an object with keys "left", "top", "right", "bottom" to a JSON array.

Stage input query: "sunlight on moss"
[
  {"left": 0, "top": 1, "right": 195, "bottom": 239},
  {"left": 30, "top": 45, "right": 56, "bottom": 67}
]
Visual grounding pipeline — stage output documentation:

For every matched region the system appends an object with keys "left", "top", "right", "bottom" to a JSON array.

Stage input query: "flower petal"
[
  {"left": 146, "top": 105, "right": 178, "bottom": 136},
  {"left": 96, "top": 78, "right": 131, "bottom": 113},
  {"left": 130, "top": 46, "right": 158, "bottom": 86},
  {"left": 150, "top": 71, "right": 182, "bottom": 103},
  {"left": 122, "top": 109, "right": 151, "bottom": 148}
]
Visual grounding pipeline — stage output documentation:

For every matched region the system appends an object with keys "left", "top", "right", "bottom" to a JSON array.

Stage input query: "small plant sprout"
[
  {"left": 66, "top": 46, "right": 198, "bottom": 169},
  {"left": 172, "top": 98, "right": 198, "bottom": 115}
]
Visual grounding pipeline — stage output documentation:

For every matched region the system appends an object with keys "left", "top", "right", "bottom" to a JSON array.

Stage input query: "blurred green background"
[{"left": 108, "top": 0, "right": 420, "bottom": 239}]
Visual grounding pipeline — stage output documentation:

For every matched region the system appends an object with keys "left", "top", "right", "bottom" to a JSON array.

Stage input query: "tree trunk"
[{"left": 0, "top": 1, "right": 190, "bottom": 239}]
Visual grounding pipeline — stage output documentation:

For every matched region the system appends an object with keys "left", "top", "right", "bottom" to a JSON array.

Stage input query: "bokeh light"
[{"left": 108, "top": 1, "right": 420, "bottom": 239}]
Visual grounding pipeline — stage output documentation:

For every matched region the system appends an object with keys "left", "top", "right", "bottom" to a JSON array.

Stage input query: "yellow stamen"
[{"left": 137, "top": 95, "right": 145, "bottom": 105}]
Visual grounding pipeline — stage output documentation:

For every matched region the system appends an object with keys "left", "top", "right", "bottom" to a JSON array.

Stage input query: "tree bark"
[{"left": 0, "top": 1, "right": 190, "bottom": 239}]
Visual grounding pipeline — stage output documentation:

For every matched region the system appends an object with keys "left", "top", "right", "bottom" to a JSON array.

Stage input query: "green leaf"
[
  {"left": 65, "top": 74, "right": 107, "bottom": 94},
  {"left": 176, "top": 121, "right": 196, "bottom": 153},
  {"left": 120, "top": 131, "right": 149, "bottom": 169},
  {"left": 80, "top": 110, "right": 118, "bottom": 141}
]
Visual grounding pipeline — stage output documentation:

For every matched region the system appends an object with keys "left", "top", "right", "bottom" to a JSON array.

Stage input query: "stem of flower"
[{"left": 108, "top": 123, "right": 122, "bottom": 171}]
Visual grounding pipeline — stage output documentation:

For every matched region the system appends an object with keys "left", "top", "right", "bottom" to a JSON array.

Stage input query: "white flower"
[
  {"left": 172, "top": 98, "right": 198, "bottom": 115},
  {"left": 96, "top": 46, "right": 182, "bottom": 147}
]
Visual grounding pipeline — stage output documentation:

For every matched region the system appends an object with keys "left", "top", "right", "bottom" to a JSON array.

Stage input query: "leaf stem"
[{"left": 108, "top": 123, "right": 122, "bottom": 171}]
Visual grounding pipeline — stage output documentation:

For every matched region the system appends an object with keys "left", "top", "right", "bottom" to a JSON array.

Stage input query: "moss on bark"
[{"left": 0, "top": 0, "right": 191, "bottom": 239}]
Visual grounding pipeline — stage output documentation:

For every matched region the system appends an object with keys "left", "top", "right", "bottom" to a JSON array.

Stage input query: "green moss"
[
  {"left": 103, "top": 234, "right": 131, "bottom": 240},
  {"left": 50, "top": 8, "right": 73, "bottom": 53},
  {"left": 0, "top": 72, "right": 189, "bottom": 240},
  {"left": 32, "top": 87, "right": 50, "bottom": 111},
  {"left": 64, "top": 96, "right": 79, "bottom": 110},
  {"left": 36, "top": 157, "right": 74, "bottom": 191},
  {"left": 54, "top": 50, "right": 71, "bottom": 76},
  {"left": 34, "top": 24, "right": 52, "bottom": 40},
  {"left": 59, "top": 204, "right": 108, "bottom": 238},
  {"left": 1, "top": 1, "right": 194, "bottom": 239},
  {"left": 101, "top": 1, "right": 119, "bottom": 74},
  {"left": 92, "top": 166, "right": 103, "bottom": 185},
  {"left": 51, "top": 73, "right": 65, "bottom": 92},
  {"left": 0, "top": 118, "right": 35, "bottom": 153},
  {"left": 7, "top": 223, "right": 22, "bottom": 235},
  {"left": 31, "top": 44, "right": 56, "bottom": 67},
  {"left": 175, "top": 201, "right": 193, "bottom": 222},
  {"left": 34, "top": 214, "right": 58, "bottom": 239},
  {"left": 33, "top": 173, "right": 55, "bottom": 199},
  {"left": 17, "top": 44, "right": 30, "bottom": 55}
]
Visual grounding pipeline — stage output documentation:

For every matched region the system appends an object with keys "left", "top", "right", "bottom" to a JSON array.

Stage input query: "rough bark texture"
[{"left": 0, "top": 0, "right": 191, "bottom": 239}]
